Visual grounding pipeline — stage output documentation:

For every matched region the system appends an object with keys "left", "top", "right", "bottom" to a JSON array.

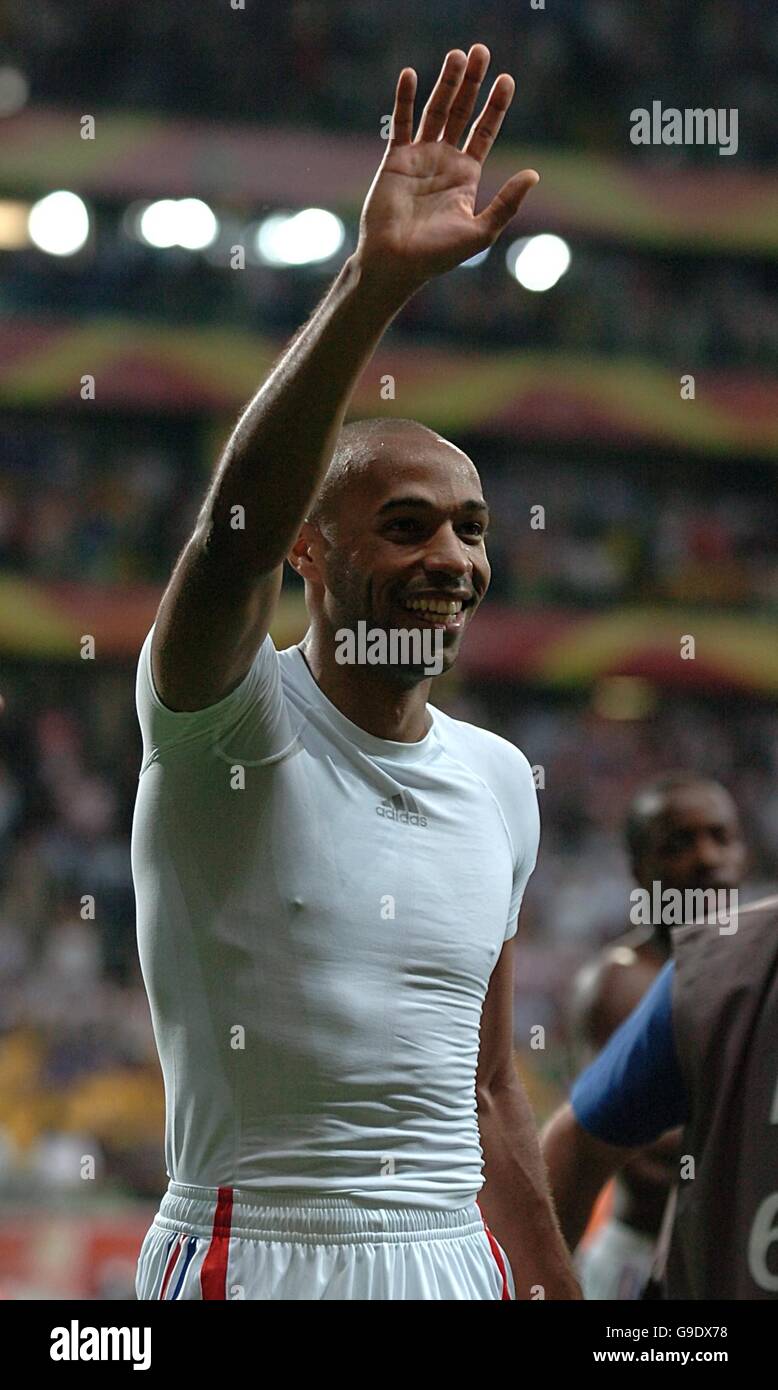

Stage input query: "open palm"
[{"left": 358, "top": 46, "right": 539, "bottom": 291}]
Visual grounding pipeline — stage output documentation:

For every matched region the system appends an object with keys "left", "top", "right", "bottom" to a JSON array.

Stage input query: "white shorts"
[
  {"left": 576, "top": 1218, "right": 655, "bottom": 1300},
  {"left": 135, "top": 1183, "right": 515, "bottom": 1301}
]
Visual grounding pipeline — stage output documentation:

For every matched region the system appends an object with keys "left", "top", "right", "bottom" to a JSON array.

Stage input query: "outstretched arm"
[{"left": 151, "top": 44, "right": 539, "bottom": 711}]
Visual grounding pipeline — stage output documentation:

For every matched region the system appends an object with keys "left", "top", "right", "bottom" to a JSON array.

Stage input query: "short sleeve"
[
  {"left": 135, "top": 624, "right": 294, "bottom": 771},
  {"left": 571, "top": 960, "right": 688, "bottom": 1146},
  {"left": 503, "top": 754, "right": 541, "bottom": 941}
]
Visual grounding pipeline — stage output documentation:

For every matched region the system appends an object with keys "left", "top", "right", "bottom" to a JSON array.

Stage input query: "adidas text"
[{"left": 376, "top": 793, "right": 428, "bottom": 828}]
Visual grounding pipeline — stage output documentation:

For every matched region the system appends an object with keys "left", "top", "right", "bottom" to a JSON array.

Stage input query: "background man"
[
  {"left": 544, "top": 896, "right": 778, "bottom": 1299},
  {"left": 570, "top": 773, "right": 746, "bottom": 1297}
]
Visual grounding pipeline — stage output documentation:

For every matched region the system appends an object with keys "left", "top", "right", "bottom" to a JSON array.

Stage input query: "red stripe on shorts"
[
  {"left": 476, "top": 1202, "right": 511, "bottom": 1300},
  {"left": 200, "top": 1186, "right": 234, "bottom": 1301}
]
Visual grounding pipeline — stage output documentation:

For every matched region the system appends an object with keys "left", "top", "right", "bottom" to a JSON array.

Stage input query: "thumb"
[{"left": 474, "top": 169, "right": 540, "bottom": 244}]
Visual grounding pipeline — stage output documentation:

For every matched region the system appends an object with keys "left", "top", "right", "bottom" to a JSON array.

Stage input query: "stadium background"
[{"left": 0, "top": 1, "right": 777, "bottom": 1297}]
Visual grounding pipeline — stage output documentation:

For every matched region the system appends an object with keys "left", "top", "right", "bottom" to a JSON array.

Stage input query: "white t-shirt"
[{"left": 131, "top": 627, "right": 540, "bottom": 1208}]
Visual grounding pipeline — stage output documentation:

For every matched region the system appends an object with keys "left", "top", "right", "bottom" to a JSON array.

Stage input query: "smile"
[
  {"left": 403, "top": 597, "right": 463, "bottom": 615},
  {"left": 399, "top": 598, "right": 469, "bottom": 629}
]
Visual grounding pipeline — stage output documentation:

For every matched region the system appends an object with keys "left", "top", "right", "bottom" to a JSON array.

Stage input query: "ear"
[{"left": 288, "top": 521, "right": 324, "bottom": 582}]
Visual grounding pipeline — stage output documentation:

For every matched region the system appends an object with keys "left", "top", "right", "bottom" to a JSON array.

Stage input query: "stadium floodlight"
[
  {"left": 138, "top": 199, "right": 180, "bottom": 248},
  {"left": 506, "top": 233, "right": 571, "bottom": 292},
  {"left": 256, "top": 208, "right": 345, "bottom": 266},
  {"left": 137, "top": 198, "right": 219, "bottom": 250},
  {"left": 174, "top": 198, "right": 219, "bottom": 250},
  {"left": 28, "top": 191, "right": 90, "bottom": 256}
]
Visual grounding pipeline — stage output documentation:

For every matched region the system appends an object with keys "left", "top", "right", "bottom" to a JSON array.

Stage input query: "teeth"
[{"left": 403, "top": 598, "right": 463, "bottom": 615}]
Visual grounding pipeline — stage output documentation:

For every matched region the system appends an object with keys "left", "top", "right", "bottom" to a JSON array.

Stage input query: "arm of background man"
[
  {"left": 542, "top": 1104, "right": 638, "bottom": 1251},
  {"left": 152, "top": 46, "right": 539, "bottom": 711},
  {"left": 476, "top": 936, "right": 582, "bottom": 1299},
  {"left": 542, "top": 959, "right": 688, "bottom": 1249},
  {"left": 570, "top": 953, "right": 682, "bottom": 1197}
]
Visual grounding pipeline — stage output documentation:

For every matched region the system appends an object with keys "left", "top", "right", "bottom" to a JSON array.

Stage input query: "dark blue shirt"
[{"left": 571, "top": 959, "right": 689, "bottom": 1146}]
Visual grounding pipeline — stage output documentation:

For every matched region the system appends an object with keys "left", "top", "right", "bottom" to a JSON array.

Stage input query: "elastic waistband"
[{"left": 155, "top": 1182, "right": 485, "bottom": 1245}]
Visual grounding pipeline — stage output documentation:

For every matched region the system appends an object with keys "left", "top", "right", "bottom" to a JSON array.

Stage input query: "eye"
[
  {"left": 383, "top": 516, "right": 487, "bottom": 541},
  {"left": 385, "top": 517, "right": 423, "bottom": 535}
]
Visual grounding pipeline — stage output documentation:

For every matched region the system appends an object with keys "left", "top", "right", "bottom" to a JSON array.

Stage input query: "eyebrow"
[{"left": 376, "top": 496, "right": 491, "bottom": 523}]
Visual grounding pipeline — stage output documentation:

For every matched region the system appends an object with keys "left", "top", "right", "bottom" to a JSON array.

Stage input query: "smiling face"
[{"left": 298, "top": 424, "right": 491, "bottom": 682}]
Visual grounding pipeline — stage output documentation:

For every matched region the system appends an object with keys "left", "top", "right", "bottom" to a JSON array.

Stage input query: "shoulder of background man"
[{"left": 572, "top": 923, "right": 667, "bottom": 1053}]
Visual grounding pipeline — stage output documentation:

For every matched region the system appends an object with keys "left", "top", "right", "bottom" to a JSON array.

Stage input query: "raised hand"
[{"left": 356, "top": 45, "right": 539, "bottom": 298}]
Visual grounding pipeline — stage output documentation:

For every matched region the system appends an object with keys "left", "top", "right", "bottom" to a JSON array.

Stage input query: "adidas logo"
[{"left": 376, "top": 791, "right": 428, "bottom": 828}]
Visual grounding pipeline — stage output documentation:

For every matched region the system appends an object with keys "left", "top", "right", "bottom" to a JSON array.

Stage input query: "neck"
[{"left": 299, "top": 628, "right": 433, "bottom": 742}]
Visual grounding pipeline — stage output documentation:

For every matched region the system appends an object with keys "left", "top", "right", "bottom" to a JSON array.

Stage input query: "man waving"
[{"left": 133, "top": 44, "right": 578, "bottom": 1301}]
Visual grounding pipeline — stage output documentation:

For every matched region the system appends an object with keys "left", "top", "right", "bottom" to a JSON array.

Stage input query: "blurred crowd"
[
  {"left": 3, "top": 417, "right": 776, "bottom": 611},
  {"left": 6, "top": 0, "right": 777, "bottom": 165},
  {"left": 413, "top": 255, "right": 778, "bottom": 372},
  {"left": 0, "top": 418, "right": 198, "bottom": 587},
  {"left": 9, "top": 232, "right": 778, "bottom": 373},
  {"left": 0, "top": 659, "right": 163, "bottom": 1198},
  {"left": 484, "top": 461, "right": 778, "bottom": 610}
]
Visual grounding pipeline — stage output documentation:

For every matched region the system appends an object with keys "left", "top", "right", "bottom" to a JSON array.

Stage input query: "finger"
[
  {"left": 474, "top": 169, "right": 540, "bottom": 243},
  {"left": 414, "top": 49, "right": 468, "bottom": 144},
  {"left": 441, "top": 43, "right": 491, "bottom": 147},
  {"left": 462, "top": 74, "right": 515, "bottom": 165},
  {"left": 389, "top": 67, "right": 417, "bottom": 147}
]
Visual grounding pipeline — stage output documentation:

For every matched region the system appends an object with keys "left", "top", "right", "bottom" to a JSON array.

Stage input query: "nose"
[{"left": 423, "top": 522, "right": 473, "bottom": 579}]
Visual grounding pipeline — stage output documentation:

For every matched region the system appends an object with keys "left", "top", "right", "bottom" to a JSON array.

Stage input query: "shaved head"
[
  {"left": 291, "top": 414, "right": 490, "bottom": 686},
  {"left": 308, "top": 418, "right": 470, "bottom": 536}
]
